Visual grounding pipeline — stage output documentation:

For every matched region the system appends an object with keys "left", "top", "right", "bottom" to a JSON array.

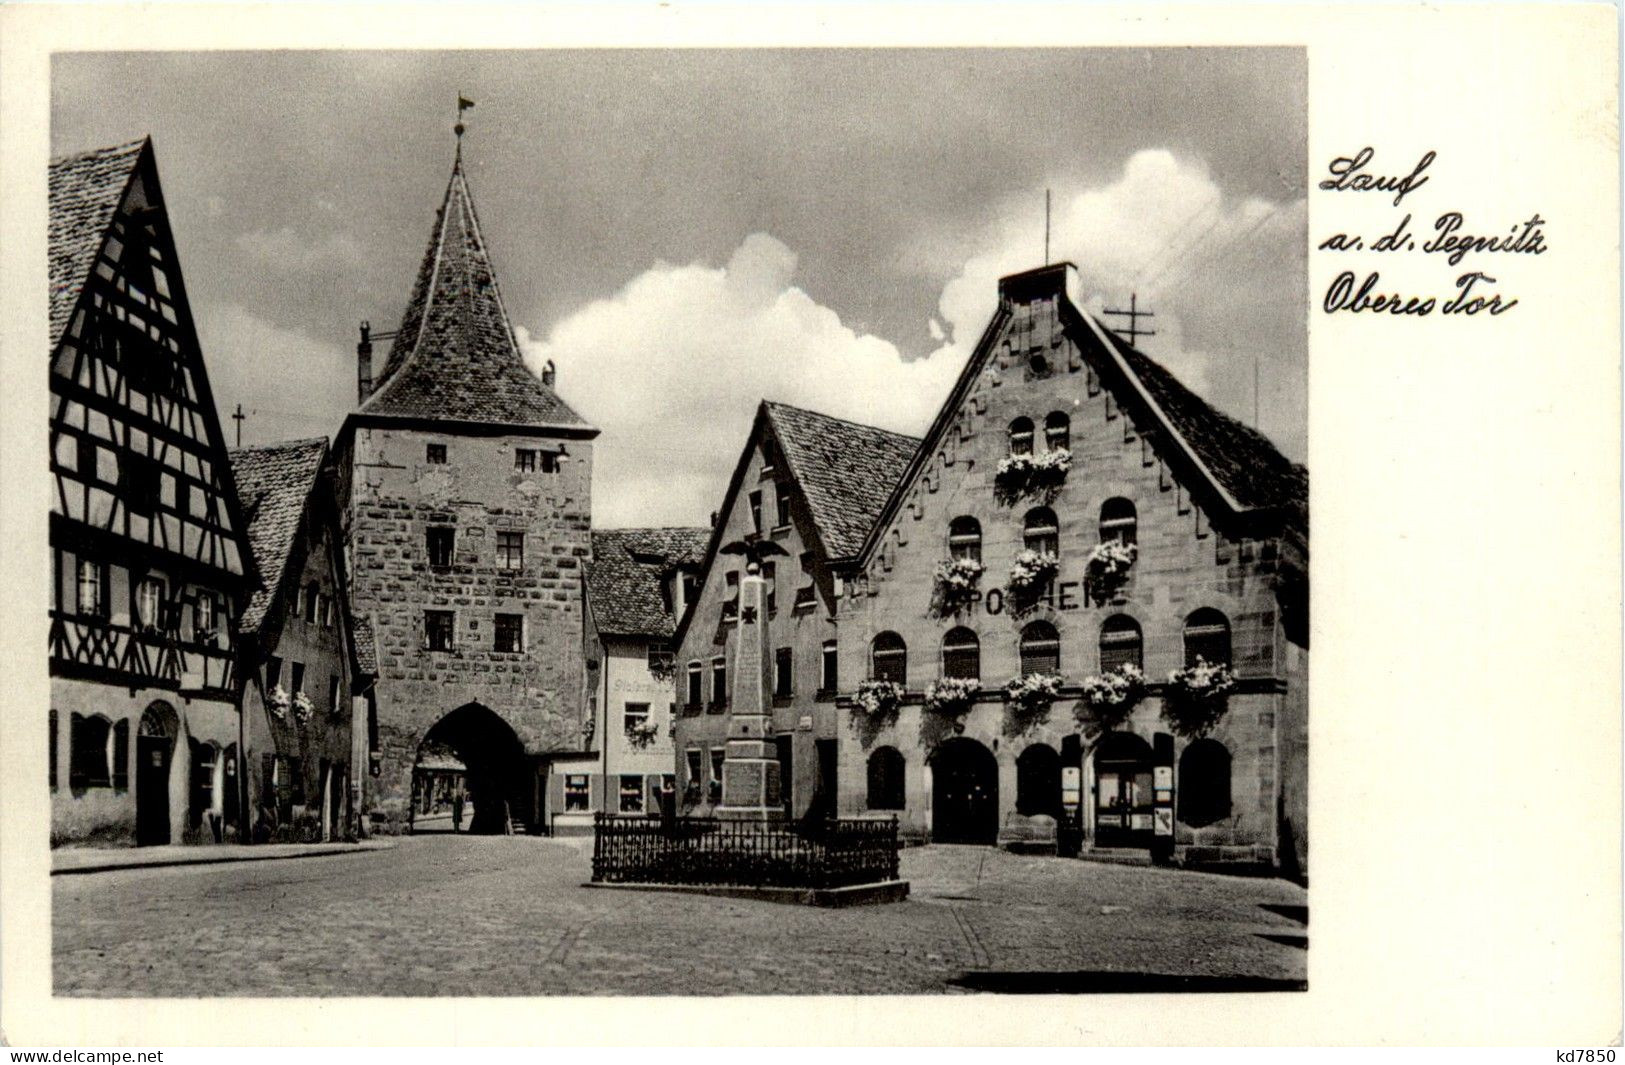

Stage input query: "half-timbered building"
[
  {"left": 836, "top": 262, "right": 1308, "bottom": 874},
  {"left": 231, "top": 438, "right": 374, "bottom": 843},
  {"left": 329, "top": 139, "right": 599, "bottom": 834},
  {"left": 48, "top": 138, "right": 256, "bottom": 846},
  {"left": 672, "top": 402, "right": 919, "bottom": 821}
]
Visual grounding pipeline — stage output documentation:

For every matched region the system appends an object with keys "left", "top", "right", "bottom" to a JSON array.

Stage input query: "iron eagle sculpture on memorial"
[{"left": 718, "top": 538, "right": 790, "bottom": 575}]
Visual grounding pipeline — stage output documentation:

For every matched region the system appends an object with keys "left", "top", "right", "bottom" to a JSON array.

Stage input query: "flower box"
[
  {"left": 853, "top": 679, "right": 905, "bottom": 719},
  {"left": 626, "top": 719, "right": 661, "bottom": 749},
  {"left": 1003, "top": 670, "right": 1065, "bottom": 730},
  {"left": 1075, "top": 664, "right": 1146, "bottom": 734},
  {"left": 266, "top": 684, "right": 291, "bottom": 721},
  {"left": 993, "top": 448, "right": 1072, "bottom": 506},
  {"left": 930, "top": 557, "right": 984, "bottom": 617},
  {"left": 1161, "top": 658, "right": 1237, "bottom": 737},
  {"left": 292, "top": 691, "right": 315, "bottom": 725},
  {"left": 1005, "top": 549, "right": 1059, "bottom": 614},
  {"left": 1085, "top": 539, "right": 1138, "bottom": 603},
  {"left": 924, "top": 676, "right": 980, "bottom": 717}
]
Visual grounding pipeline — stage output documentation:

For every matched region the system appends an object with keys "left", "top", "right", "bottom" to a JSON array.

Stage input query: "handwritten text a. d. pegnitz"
[{"left": 1323, "top": 269, "right": 1517, "bottom": 316}]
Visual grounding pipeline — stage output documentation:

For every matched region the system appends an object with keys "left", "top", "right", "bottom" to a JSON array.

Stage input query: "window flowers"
[
  {"left": 1003, "top": 670, "right": 1065, "bottom": 731},
  {"left": 854, "top": 679, "right": 905, "bottom": 719},
  {"left": 993, "top": 448, "right": 1072, "bottom": 506},
  {"left": 1006, "top": 549, "right": 1059, "bottom": 614},
  {"left": 1075, "top": 664, "right": 1147, "bottom": 734},
  {"left": 626, "top": 718, "right": 661, "bottom": 749},
  {"left": 1162, "top": 657, "right": 1237, "bottom": 737},
  {"left": 292, "top": 690, "right": 315, "bottom": 726},
  {"left": 931, "top": 557, "right": 984, "bottom": 617},
  {"left": 1085, "top": 539, "right": 1138, "bottom": 603},
  {"left": 924, "top": 676, "right": 980, "bottom": 717},
  {"left": 266, "top": 684, "right": 291, "bottom": 721}
]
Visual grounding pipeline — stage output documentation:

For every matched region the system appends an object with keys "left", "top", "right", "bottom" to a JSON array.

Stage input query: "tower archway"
[{"left": 414, "top": 703, "right": 528, "bottom": 834}]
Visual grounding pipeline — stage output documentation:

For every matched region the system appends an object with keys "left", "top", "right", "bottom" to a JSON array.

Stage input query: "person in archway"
[{"left": 452, "top": 788, "right": 465, "bottom": 834}]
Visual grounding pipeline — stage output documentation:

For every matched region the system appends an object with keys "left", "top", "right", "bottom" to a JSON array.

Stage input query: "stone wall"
[{"left": 339, "top": 424, "right": 593, "bottom": 828}]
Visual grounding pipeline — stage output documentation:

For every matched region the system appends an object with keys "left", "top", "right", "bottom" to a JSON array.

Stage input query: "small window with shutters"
[
  {"left": 948, "top": 516, "right": 982, "bottom": 563},
  {"left": 1184, "top": 608, "right": 1232, "bottom": 668},
  {"left": 941, "top": 627, "right": 980, "bottom": 680},
  {"left": 871, "top": 631, "right": 907, "bottom": 685},
  {"left": 1020, "top": 620, "right": 1061, "bottom": 675},
  {"left": 1100, "top": 498, "right": 1137, "bottom": 546},
  {"left": 1008, "top": 417, "right": 1034, "bottom": 456},
  {"left": 1099, "top": 614, "right": 1144, "bottom": 673}
]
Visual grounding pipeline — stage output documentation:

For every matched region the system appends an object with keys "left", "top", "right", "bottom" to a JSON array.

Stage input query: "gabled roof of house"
[
  {"left": 228, "top": 438, "right": 329, "bottom": 635},
  {"left": 360, "top": 148, "right": 589, "bottom": 430},
  {"left": 858, "top": 263, "right": 1307, "bottom": 566},
  {"left": 762, "top": 401, "right": 921, "bottom": 561},
  {"left": 48, "top": 138, "right": 148, "bottom": 350},
  {"left": 589, "top": 527, "right": 710, "bottom": 638}
]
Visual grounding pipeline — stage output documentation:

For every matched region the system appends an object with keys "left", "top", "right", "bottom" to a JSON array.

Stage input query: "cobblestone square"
[{"left": 54, "top": 837, "right": 1307, "bottom": 996}]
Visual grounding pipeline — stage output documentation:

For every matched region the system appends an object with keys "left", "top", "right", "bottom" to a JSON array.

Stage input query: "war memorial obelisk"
[{"left": 717, "top": 562, "right": 782, "bottom": 819}]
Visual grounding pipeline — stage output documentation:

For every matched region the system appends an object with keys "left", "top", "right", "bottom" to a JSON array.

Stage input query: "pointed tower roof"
[{"left": 361, "top": 146, "right": 589, "bottom": 429}]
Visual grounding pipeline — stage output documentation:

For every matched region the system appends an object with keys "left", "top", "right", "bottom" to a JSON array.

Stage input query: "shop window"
[
  {"left": 820, "top": 640, "right": 838, "bottom": 694},
  {"left": 1024, "top": 507, "right": 1059, "bottom": 557},
  {"left": 774, "top": 647, "right": 793, "bottom": 698},
  {"left": 618, "top": 774, "right": 645, "bottom": 814},
  {"left": 1183, "top": 608, "right": 1232, "bottom": 668},
  {"left": 426, "top": 443, "right": 447, "bottom": 465},
  {"left": 941, "top": 627, "right": 981, "bottom": 681},
  {"left": 866, "top": 746, "right": 905, "bottom": 810},
  {"left": 1015, "top": 744, "right": 1061, "bottom": 817},
  {"left": 710, "top": 656, "right": 727, "bottom": 709},
  {"left": 426, "top": 527, "right": 454, "bottom": 568},
  {"left": 1044, "top": 411, "right": 1071, "bottom": 452},
  {"left": 1178, "top": 739, "right": 1232, "bottom": 827},
  {"left": 686, "top": 661, "right": 703, "bottom": 707},
  {"left": 871, "top": 631, "right": 907, "bottom": 685},
  {"left": 1100, "top": 497, "right": 1137, "bottom": 546},
  {"left": 496, "top": 531, "right": 525, "bottom": 571},
  {"left": 1099, "top": 614, "right": 1144, "bottom": 673},
  {"left": 69, "top": 713, "right": 112, "bottom": 789},
  {"left": 564, "top": 774, "right": 590, "bottom": 812},
  {"left": 494, "top": 613, "right": 523, "bottom": 653},
  {"left": 948, "top": 516, "right": 982, "bottom": 563},
  {"left": 1020, "top": 620, "right": 1061, "bottom": 675},
  {"left": 1008, "top": 417, "right": 1034, "bottom": 456},
  {"left": 424, "top": 611, "right": 454, "bottom": 652}
]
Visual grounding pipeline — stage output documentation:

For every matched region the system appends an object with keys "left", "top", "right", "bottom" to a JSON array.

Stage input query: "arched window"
[
  {"left": 866, "top": 746, "right": 906, "bottom": 810},
  {"left": 1008, "top": 417, "right": 1034, "bottom": 456},
  {"left": 1024, "top": 506, "right": 1059, "bottom": 557},
  {"left": 1099, "top": 614, "right": 1144, "bottom": 673},
  {"left": 1044, "top": 411, "right": 1071, "bottom": 452},
  {"left": 941, "top": 627, "right": 981, "bottom": 680},
  {"left": 948, "top": 516, "right": 982, "bottom": 563},
  {"left": 1020, "top": 620, "right": 1061, "bottom": 675},
  {"left": 685, "top": 661, "right": 703, "bottom": 707},
  {"left": 1184, "top": 608, "right": 1232, "bottom": 668},
  {"left": 871, "top": 631, "right": 907, "bottom": 685},
  {"left": 1178, "top": 739, "right": 1233, "bottom": 827},
  {"left": 1100, "top": 497, "right": 1137, "bottom": 545},
  {"left": 1015, "top": 744, "right": 1061, "bottom": 817}
]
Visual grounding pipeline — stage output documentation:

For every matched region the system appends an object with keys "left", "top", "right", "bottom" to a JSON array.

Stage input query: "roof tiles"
[
  {"left": 229, "top": 438, "right": 329, "bottom": 634},
  {"left": 589, "top": 527, "right": 709, "bottom": 637},
  {"left": 48, "top": 138, "right": 147, "bottom": 349}
]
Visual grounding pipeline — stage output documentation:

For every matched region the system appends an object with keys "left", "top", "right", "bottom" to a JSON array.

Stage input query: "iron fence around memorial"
[{"left": 591, "top": 814, "right": 900, "bottom": 888}]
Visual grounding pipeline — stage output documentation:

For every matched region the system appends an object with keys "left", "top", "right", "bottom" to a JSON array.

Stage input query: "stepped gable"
[
  {"left": 1102, "top": 327, "right": 1308, "bottom": 536},
  {"left": 589, "top": 527, "right": 709, "bottom": 638},
  {"left": 48, "top": 138, "right": 148, "bottom": 349},
  {"left": 763, "top": 401, "right": 921, "bottom": 561},
  {"left": 229, "top": 438, "right": 329, "bottom": 634},
  {"left": 362, "top": 150, "right": 587, "bottom": 428}
]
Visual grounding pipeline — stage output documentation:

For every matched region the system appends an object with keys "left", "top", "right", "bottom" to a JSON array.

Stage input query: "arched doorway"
[
  {"left": 136, "top": 701, "right": 178, "bottom": 846},
  {"left": 1093, "top": 730, "right": 1153, "bottom": 848},
  {"left": 415, "top": 703, "right": 528, "bottom": 834},
  {"left": 931, "top": 737, "right": 998, "bottom": 845}
]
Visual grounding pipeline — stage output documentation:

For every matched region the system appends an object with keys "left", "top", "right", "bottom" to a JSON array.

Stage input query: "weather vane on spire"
[{"left": 455, "top": 95, "right": 475, "bottom": 138}]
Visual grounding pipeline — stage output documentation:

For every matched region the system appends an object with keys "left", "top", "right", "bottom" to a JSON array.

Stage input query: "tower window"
[
  {"left": 426, "top": 443, "right": 447, "bottom": 465},
  {"left": 426, "top": 527, "right": 454, "bottom": 568},
  {"left": 496, "top": 531, "right": 525, "bottom": 571},
  {"left": 425, "top": 610, "right": 455, "bottom": 652},
  {"left": 494, "top": 613, "right": 524, "bottom": 653}
]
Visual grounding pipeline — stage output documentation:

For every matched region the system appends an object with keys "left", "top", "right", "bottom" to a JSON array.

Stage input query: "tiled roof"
[
  {"left": 48, "top": 138, "right": 147, "bottom": 349},
  {"left": 589, "top": 527, "right": 709, "bottom": 637},
  {"left": 763, "top": 401, "right": 921, "bottom": 560},
  {"left": 229, "top": 438, "right": 329, "bottom": 635},
  {"left": 1100, "top": 324, "right": 1308, "bottom": 536},
  {"left": 361, "top": 151, "right": 588, "bottom": 428}
]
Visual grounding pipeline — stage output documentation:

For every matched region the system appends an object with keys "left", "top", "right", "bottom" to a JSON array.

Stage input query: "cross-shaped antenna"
[
  {"left": 231, "top": 403, "right": 245, "bottom": 448},
  {"left": 1102, "top": 293, "right": 1157, "bottom": 348}
]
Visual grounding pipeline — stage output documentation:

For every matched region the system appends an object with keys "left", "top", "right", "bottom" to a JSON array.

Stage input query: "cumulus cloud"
[
  {"left": 193, "top": 303, "right": 354, "bottom": 447},
  {"left": 518, "top": 233, "right": 967, "bottom": 528},
  {"left": 925, "top": 150, "right": 1306, "bottom": 444},
  {"left": 235, "top": 226, "right": 370, "bottom": 276}
]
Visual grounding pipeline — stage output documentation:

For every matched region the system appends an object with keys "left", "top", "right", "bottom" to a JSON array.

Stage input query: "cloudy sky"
[{"left": 53, "top": 49, "right": 1305, "bottom": 528}]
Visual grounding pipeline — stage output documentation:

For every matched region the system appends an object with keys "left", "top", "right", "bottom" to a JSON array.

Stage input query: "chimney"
[
  {"left": 356, "top": 321, "right": 373, "bottom": 404},
  {"left": 541, "top": 359, "right": 556, "bottom": 388}
]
